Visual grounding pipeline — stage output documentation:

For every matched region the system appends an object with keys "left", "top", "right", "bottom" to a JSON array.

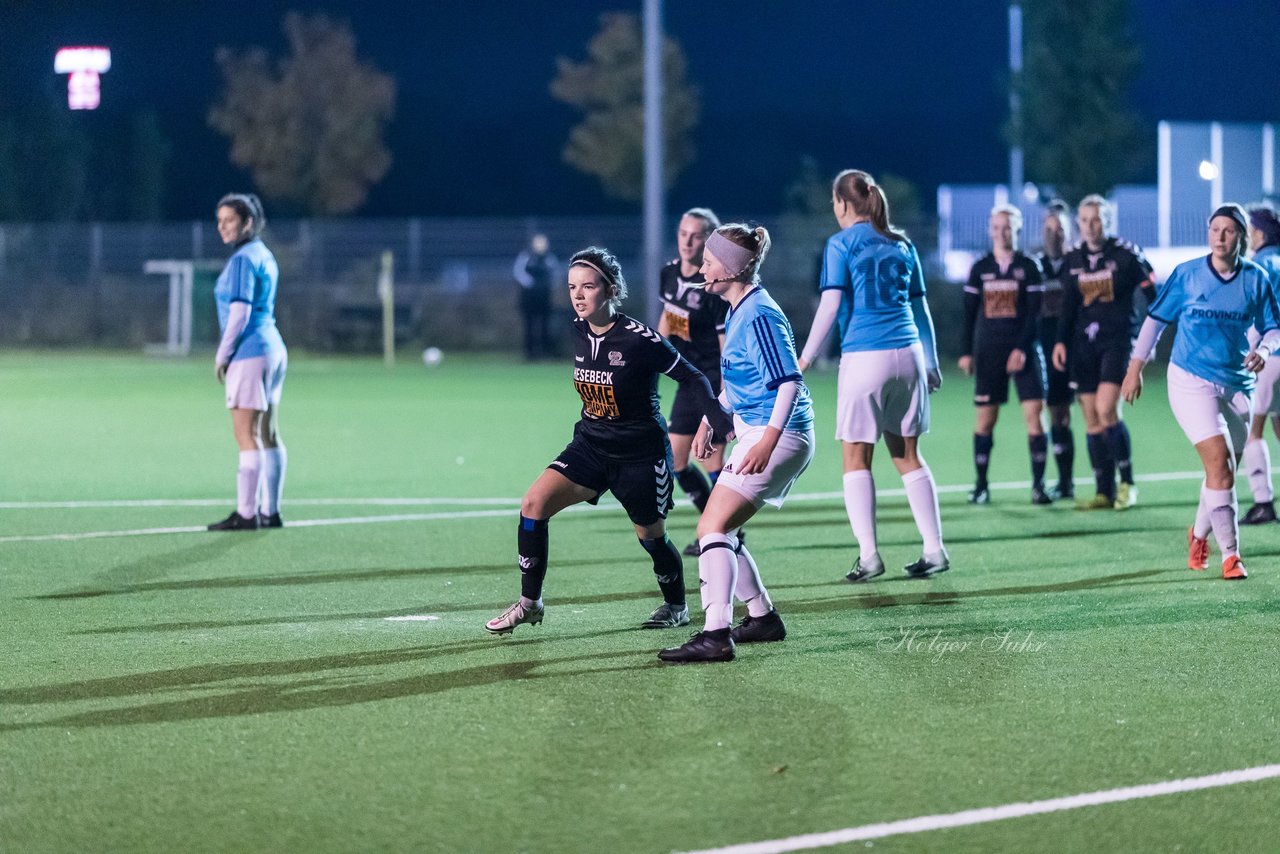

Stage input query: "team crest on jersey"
[
  {"left": 608, "top": 351, "right": 626, "bottom": 366},
  {"left": 687, "top": 291, "right": 702, "bottom": 310}
]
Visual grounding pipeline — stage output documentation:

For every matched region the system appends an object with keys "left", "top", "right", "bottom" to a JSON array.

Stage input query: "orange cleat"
[
  {"left": 1222, "top": 555, "right": 1248, "bottom": 580},
  {"left": 1187, "top": 528, "right": 1210, "bottom": 571}
]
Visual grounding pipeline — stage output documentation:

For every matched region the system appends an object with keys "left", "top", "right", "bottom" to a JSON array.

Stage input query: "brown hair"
[
  {"left": 833, "top": 169, "right": 908, "bottom": 243},
  {"left": 712, "top": 223, "right": 772, "bottom": 284},
  {"left": 216, "top": 192, "right": 266, "bottom": 243},
  {"left": 568, "top": 246, "right": 628, "bottom": 308}
]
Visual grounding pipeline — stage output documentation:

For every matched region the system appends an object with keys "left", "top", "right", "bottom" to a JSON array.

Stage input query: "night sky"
[{"left": 4, "top": 0, "right": 1279, "bottom": 218}]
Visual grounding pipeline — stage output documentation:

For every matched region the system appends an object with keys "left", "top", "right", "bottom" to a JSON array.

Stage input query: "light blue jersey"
[
  {"left": 721, "top": 287, "right": 813, "bottom": 431},
  {"left": 1149, "top": 255, "right": 1280, "bottom": 391},
  {"left": 215, "top": 238, "right": 285, "bottom": 362},
  {"left": 1254, "top": 244, "right": 1280, "bottom": 282},
  {"left": 821, "top": 222, "right": 925, "bottom": 353}
]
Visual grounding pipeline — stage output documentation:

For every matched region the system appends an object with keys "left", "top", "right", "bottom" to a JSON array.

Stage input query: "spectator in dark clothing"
[{"left": 513, "top": 234, "right": 560, "bottom": 360}]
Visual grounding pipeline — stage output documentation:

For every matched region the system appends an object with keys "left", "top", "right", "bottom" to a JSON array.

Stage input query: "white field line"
[
  {"left": 0, "top": 469, "right": 1211, "bottom": 545},
  {"left": 678, "top": 763, "right": 1280, "bottom": 854}
]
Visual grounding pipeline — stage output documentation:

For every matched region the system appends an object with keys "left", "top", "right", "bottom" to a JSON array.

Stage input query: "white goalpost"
[{"left": 143, "top": 259, "right": 194, "bottom": 356}]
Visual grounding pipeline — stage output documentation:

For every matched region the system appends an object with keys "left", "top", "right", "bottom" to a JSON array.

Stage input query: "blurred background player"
[
  {"left": 1239, "top": 205, "right": 1280, "bottom": 524},
  {"left": 798, "top": 169, "right": 947, "bottom": 583},
  {"left": 1034, "top": 201, "right": 1077, "bottom": 499},
  {"left": 1122, "top": 203, "right": 1280, "bottom": 580},
  {"left": 959, "top": 204, "right": 1048, "bottom": 504},
  {"left": 486, "top": 247, "right": 733, "bottom": 636},
  {"left": 656, "top": 207, "right": 730, "bottom": 554},
  {"left": 1052, "top": 194, "right": 1156, "bottom": 510},
  {"left": 512, "top": 233, "right": 560, "bottom": 360},
  {"left": 659, "top": 224, "right": 814, "bottom": 663},
  {"left": 208, "top": 193, "right": 287, "bottom": 531}
]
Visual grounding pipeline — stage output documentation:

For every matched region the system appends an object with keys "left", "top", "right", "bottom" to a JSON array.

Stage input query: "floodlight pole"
[
  {"left": 643, "top": 0, "right": 664, "bottom": 324},
  {"left": 1009, "top": 4, "right": 1025, "bottom": 196}
]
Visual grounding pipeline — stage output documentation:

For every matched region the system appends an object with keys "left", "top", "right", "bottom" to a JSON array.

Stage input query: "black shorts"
[
  {"left": 1046, "top": 360, "right": 1073, "bottom": 407},
  {"left": 668, "top": 369, "right": 721, "bottom": 435},
  {"left": 1068, "top": 332, "right": 1129, "bottom": 395},
  {"left": 974, "top": 342, "right": 1046, "bottom": 406},
  {"left": 548, "top": 435, "right": 674, "bottom": 526}
]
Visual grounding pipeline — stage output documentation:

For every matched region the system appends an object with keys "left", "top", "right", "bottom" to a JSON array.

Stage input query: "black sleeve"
[
  {"left": 1020, "top": 258, "right": 1043, "bottom": 352},
  {"left": 665, "top": 352, "right": 734, "bottom": 439},
  {"left": 962, "top": 265, "right": 981, "bottom": 357}
]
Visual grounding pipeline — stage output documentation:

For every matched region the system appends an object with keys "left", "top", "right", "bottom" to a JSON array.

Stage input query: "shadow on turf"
[{"left": 0, "top": 641, "right": 663, "bottom": 731}]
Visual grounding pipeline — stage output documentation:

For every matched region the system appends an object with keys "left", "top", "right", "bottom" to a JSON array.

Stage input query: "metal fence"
[{"left": 0, "top": 214, "right": 959, "bottom": 355}]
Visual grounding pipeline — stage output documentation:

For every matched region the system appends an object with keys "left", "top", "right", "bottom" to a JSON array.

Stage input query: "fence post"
[
  {"left": 408, "top": 218, "right": 422, "bottom": 283},
  {"left": 90, "top": 223, "right": 104, "bottom": 342}
]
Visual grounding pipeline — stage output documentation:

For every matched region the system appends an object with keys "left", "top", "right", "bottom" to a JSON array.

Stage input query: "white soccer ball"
[{"left": 422, "top": 346, "right": 443, "bottom": 367}]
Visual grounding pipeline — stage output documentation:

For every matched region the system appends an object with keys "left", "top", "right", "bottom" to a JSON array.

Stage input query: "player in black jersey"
[
  {"left": 657, "top": 207, "right": 731, "bottom": 555},
  {"left": 959, "top": 204, "right": 1048, "bottom": 504},
  {"left": 1033, "top": 201, "right": 1076, "bottom": 499},
  {"left": 485, "top": 246, "right": 734, "bottom": 636},
  {"left": 1051, "top": 195, "right": 1156, "bottom": 510}
]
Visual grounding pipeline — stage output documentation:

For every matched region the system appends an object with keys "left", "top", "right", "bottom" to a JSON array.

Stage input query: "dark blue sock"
[
  {"left": 1050, "top": 425, "right": 1074, "bottom": 489},
  {"left": 1104, "top": 423, "right": 1133, "bottom": 484},
  {"left": 1086, "top": 432, "right": 1115, "bottom": 499},
  {"left": 639, "top": 536, "right": 685, "bottom": 605},
  {"left": 708, "top": 470, "right": 721, "bottom": 485},
  {"left": 1029, "top": 434, "right": 1048, "bottom": 488},
  {"left": 518, "top": 515, "right": 549, "bottom": 601},
  {"left": 974, "top": 433, "right": 994, "bottom": 487},
  {"left": 675, "top": 466, "right": 713, "bottom": 513}
]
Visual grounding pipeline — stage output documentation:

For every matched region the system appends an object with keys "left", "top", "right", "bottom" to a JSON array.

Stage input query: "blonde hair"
[
  {"left": 1077, "top": 194, "right": 1114, "bottom": 232},
  {"left": 833, "top": 169, "right": 908, "bottom": 243},
  {"left": 990, "top": 203, "right": 1024, "bottom": 233},
  {"left": 712, "top": 223, "right": 772, "bottom": 284}
]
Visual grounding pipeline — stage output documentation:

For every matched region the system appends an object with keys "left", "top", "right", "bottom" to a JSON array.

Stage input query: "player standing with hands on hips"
[{"left": 1122, "top": 204, "right": 1280, "bottom": 580}]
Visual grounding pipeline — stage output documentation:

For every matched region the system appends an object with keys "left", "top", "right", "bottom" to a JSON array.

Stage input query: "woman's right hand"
[
  {"left": 215, "top": 362, "right": 227, "bottom": 384},
  {"left": 1052, "top": 343, "right": 1068, "bottom": 372},
  {"left": 958, "top": 355, "right": 973, "bottom": 376},
  {"left": 692, "top": 420, "right": 714, "bottom": 460},
  {"left": 1120, "top": 359, "right": 1144, "bottom": 404}
]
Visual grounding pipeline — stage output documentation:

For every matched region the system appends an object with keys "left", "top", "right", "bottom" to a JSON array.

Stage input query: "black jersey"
[
  {"left": 1033, "top": 252, "right": 1067, "bottom": 321},
  {"left": 659, "top": 260, "right": 728, "bottom": 374},
  {"left": 961, "top": 252, "right": 1044, "bottom": 356},
  {"left": 1057, "top": 237, "right": 1156, "bottom": 342},
  {"left": 572, "top": 314, "right": 722, "bottom": 462}
]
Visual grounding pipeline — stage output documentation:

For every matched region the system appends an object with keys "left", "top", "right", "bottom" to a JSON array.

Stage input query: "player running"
[
  {"left": 485, "top": 247, "right": 733, "bottom": 636},
  {"left": 1122, "top": 203, "right": 1280, "bottom": 580},
  {"left": 658, "top": 224, "right": 815, "bottom": 664},
  {"left": 1034, "top": 201, "right": 1077, "bottom": 499},
  {"left": 656, "top": 207, "right": 731, "bottom": 554},
  {"left": 959, "top": 204, "right": 1049, "bottom": 504},
  {"left": 208, "top": 193, "right": 288, "bottom": 531},
  {"left": 1052, "top": 194, "right": 1156, "bottom": 510},
  {"left": 1239, "top": 205, "right": 1280, "bottom": 524},
  {"left": 797, "top": 169, "right": 947, "bottom": 584}
]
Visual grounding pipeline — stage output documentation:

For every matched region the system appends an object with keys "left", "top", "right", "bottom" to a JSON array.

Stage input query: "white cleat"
[{"left": 485, "top": 599, "right": 544, "bottom": 635}]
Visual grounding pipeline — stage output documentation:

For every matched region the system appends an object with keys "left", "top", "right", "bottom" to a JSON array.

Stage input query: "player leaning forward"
[
  {"left": 486, "top": 247, "right": 734, "bottom": 635},
  {"left": 659, "top": 224, "right": 816, "bottom": 664},
  {"left": 1122, "top": 204, "right": 1280, "bottom": 580}
]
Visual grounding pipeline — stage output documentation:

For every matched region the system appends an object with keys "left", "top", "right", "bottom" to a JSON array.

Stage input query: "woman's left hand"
[
  {"left": 215, "top": 362, "right": 228, "bottom": 384},
  {"left": 736, "top": 428, "right": 780, "bottom": 475},
  {"left": 1006, "top": 348, "right": 1026, "bottom": 374},
  {"left": 1244, "top": 349, "right": 1268, "bottom": 374}
]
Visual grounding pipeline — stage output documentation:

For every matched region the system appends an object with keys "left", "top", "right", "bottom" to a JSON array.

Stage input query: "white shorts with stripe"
[
  {"left": 1250, "top": 353, "right": 1280, "bottom": 417},
  {"left": 1166, "top": 362, "right": 1251, "bottom": 454},
  {"left": 835, "top": 343, "right": 929, "bottom": 443},
  {"left": 225, "top": 351, "right": 288, "bottom": 411},
  {"left": 715, "top": 419, "right": 815, "bottom": 510}
]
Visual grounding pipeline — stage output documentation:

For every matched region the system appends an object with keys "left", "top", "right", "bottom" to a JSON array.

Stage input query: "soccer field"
[{"left": 2, "top": 350, "right": 1278, "bottom": 853}]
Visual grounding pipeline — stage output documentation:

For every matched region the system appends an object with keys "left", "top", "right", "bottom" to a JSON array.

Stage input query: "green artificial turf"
[{"left": 1, "top": 350, "right": 1277, "bottom": 853}]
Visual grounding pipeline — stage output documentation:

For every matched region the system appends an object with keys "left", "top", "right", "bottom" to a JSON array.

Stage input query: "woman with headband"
[
  {"left": 1122, "top": 203, "right": 1280, "bottom": 580},
  {"left": 797, "top": 169, "right": 947, "bottom": 584},
  {"left": 658, "top": 223, "right": 815, "bottom": 664},
  {"left": 207, "top": 192, "right": 288, "bottom": 531},
  {"left": 1238, "top": 205, "right": 1280, "bottom": 525},
  {"left": 486, "top": 246, "right": 734, "bottom": 636}
]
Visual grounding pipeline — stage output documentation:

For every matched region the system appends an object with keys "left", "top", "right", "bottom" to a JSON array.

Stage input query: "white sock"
[
  {"left": 1242, "top": 439, "right": 1273, "bottom": 503},
  {"left": 697, "top": 534, "right": 737, "bottom": 631},
  {"left": 1205, "top": 486, "right": 1239, "bottom": 558},
  {"left": 843, "top": 470, "right": 877, "bottom": 559},
  {"left": 237, "top": 450, "right": 262, "bottom": 519},
  {"left": 732, "top": 538, "right": 774, "bottom": 618},
  {"left": 261, "top": 446, "right": 288, "bottom": 515},
  {"left": 902, "top": 464, "right": 944, "bottom": 554},
  {"left": 1194, "top": 482, "right": 1212, "bottom": 540}
]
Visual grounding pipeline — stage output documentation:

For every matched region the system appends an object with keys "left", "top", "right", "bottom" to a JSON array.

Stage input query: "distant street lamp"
[
  {"left": 54, "top": 46, "right": 111, "bottom": 110},
  {"left": 1198, "top": 160, "right": 1220, "bottom": 181}
]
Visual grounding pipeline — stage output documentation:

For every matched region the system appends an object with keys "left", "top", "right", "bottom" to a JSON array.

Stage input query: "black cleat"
[
  {"left": 730, "top": 610, "right": 786, "bottom": 643},
  {"left": 1049, "top": 482, "right": 1075, "bottom": 501},
  {"left": 845, "top": 553, "right": 885, "bottom": 583},
  {"left": 1030, "top": 485, "right": 1053, "bottom": 505},
  {"left": 258, "top": 512, "right": 284, "bottom": 528},
  {"left": 968, "top": 485, "right": 991, "bottom": 504},
  {"left": 1240, "top": 501, "right": 1278, "bottom": 525},
  {"left": 658, "top": 629, "right": 735, "bottom": 663},
  {"left": 905, "top": 549, "right": 951, "bottom": 578},
  {"left": 207, "top": 511, "right": 260, "bottom": 531},
  {"left": 682, "top": 540, "right": 701, "bottom": 557}
]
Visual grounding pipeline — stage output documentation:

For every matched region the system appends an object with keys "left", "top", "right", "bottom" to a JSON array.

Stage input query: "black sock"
[
  {"left": 1103, "top": 423, "right": 1134, "bottom": 484},
  {"left": 1029, "top": 434, "right": 1048, "bottom": 488},
  {"left": 675, "top": 466, "right": 713, "bottom": 513},
  {"left": 1050, "top": 425, "right": 1074, "bottom": 488},
  {"left": 639, "top": 536, "right": 685, "bottom": 605},
  {"left": 973, "top": 433, "right": 994, "bottom": 488},
  {"left": 1086, "top": 432, "right": 1115, "bottom": 499},
  {"left": 517, "top": 515, "right": 549, "bottom": 601}
]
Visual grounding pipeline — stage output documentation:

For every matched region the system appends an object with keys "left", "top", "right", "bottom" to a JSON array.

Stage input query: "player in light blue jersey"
[
  {"left": 798, "top": 169, "right": 947, "bottom": 584},
  {"left": 658, "top": 223, "right": 815, "bottom": 664},
  {"left": 208, "top": 193, "right": 288, "bottom": 532},
  {"left": 1123, "top": 204, "right": 1280, "bottom": 580},
  {"left": 1239, "top": 205, "right": 1280, "bottom": 524}
]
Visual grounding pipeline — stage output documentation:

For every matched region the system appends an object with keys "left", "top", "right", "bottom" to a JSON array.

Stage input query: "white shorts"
[
  {"left": 835, "top": 344, "right": 929, "bottom": 443},
  {"left": 225, "top": 351, "right": 287, "bottom": 411},
  {"left": 716, "top": 420, "right": 815, "bottom": 509},
  {"left": 1166, "top": 362, "right": 1251, "bottom": 454},
  {"left": 1250, "top": 355, "right": 1280, "bottom": 417}
]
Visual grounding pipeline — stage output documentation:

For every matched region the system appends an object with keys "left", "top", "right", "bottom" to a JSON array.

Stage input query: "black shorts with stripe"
[
  {"left": 549, "top": 433, "right": 674, "bottom": 526},
  {"left": 1068, "top": 332, "right": 1129, "bottom": 394},
  {"left": 973, "top": 341, "right": 1046, "bottom": 406}
]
